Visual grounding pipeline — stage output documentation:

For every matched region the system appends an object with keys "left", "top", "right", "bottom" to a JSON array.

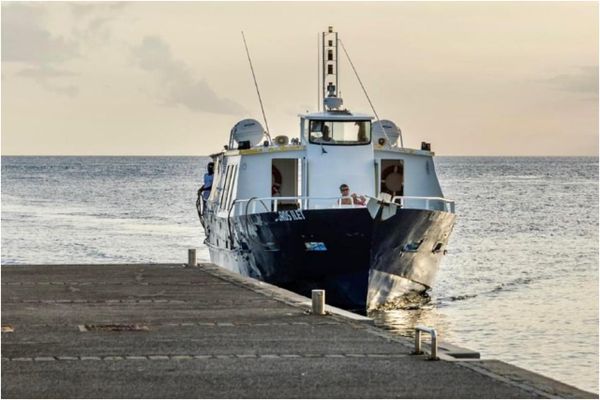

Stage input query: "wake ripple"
[{"left": 437, "top": 276, "right": 535, "bottom": 305}]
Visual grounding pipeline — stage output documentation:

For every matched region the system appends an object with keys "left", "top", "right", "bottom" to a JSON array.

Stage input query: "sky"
[{"left": 1, "top": 1, "right": 598, "bottom": 156}]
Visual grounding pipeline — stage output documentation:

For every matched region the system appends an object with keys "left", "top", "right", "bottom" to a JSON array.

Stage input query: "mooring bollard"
[
  {"left": 311, "top": 289, "right": 325, "bottom": 315},
  {"left": 188, "top": 249, "right": 197, "bottom": 267}
]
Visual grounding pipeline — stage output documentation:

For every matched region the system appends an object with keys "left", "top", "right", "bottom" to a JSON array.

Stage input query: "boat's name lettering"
[{"left": 275, "top": 210, "right": 305, "bottom": 222}]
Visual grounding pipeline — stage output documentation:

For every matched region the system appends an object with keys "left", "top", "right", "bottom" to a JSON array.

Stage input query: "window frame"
[{"left": 308, "top": 119, "right": 372, "bottom": 146}]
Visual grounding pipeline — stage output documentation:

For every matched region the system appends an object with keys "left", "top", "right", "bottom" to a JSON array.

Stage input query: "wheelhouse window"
[{"left": 309, "top": 120, "right": 371, "bottom": 145}]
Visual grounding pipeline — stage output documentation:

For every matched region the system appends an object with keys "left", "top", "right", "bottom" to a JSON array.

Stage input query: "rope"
[
  {"left": 338, "top": 39, "right": 404, "bottom": 148},
  {"left": 241, "top": 31, "right": 272, "bottom": 143}
]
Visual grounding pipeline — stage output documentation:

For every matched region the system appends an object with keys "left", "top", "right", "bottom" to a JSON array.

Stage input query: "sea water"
[{"left": 1, "top": 156, "right": 598, "bottom": 393}]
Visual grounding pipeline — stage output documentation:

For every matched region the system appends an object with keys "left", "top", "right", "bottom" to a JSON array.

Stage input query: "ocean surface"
[{"left": 1, "top": 156, "right": 598, "bottom": 393}]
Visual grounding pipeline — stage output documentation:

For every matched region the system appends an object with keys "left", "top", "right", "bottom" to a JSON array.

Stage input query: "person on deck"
[
  {"left": 199, "top": 162, "right": 214, "bottom": 203},
  {"left": 339, "top": 183, "right": 366, "bottom": 206}
]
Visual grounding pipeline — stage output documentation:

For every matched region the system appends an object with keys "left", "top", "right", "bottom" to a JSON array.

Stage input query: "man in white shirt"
[{"left": 199, "top": 162, "right": 214, "bottom": 202}]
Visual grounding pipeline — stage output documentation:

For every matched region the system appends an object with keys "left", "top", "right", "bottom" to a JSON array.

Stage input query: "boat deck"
[{"left": 1, "top": 263, "right": 595, "bottom": 398}]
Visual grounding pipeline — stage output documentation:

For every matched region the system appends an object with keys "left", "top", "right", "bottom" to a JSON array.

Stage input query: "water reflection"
[{"left": 369, "top": 303, "right": 454, "bottom": 342}]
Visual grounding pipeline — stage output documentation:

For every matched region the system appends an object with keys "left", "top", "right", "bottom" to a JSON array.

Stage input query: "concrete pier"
[{"left": 1, "top": 263, "right": 596, "bottom": 398}]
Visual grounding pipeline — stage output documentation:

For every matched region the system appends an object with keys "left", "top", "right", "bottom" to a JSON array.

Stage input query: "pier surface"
[{"left": 1, "top": 263, "right": 596, "bottom": 399}]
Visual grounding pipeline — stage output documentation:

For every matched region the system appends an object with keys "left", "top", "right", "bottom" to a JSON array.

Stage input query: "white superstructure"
[{"left": 208, "top": 109, "right": 450, "bottom": 219}]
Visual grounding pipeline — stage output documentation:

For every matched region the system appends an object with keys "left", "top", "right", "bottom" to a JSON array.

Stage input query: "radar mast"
[{"left": 322, "top": 26, "right": 343, "bottom": 111}]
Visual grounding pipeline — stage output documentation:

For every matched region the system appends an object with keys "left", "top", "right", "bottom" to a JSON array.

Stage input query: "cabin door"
[
  {"left": 380, "top": 159, "right": 404, "bottom": 200},
  {"left": 272, "top": 159, "right": 301, "bottom": 210}
]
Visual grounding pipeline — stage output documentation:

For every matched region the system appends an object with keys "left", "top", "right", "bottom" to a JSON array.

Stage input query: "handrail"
[
  {"left": 413, "top": 326, "right": 439, "bottom": 361},
  {"left": 215, "top": 194, "right": 454, "bottom": 216},
  {"left": 391, "top": 195, "right": 455, "bottom": 213},
  {"left": 235, "top": 196, "right": 364, "bottom": 214}
]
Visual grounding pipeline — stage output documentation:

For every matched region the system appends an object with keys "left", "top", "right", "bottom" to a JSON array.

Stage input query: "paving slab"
[{"left": 1, "top": 263, "right": 597, "bottom": 399}]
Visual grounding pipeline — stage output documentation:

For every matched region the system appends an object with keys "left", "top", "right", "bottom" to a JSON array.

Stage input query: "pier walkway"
[{"left": 1, "top": 263, "right": 596, "bottom": 398}]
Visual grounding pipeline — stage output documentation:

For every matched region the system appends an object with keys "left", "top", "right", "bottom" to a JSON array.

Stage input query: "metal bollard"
[
  {"left": 414, "top": 325, "right": 438, "bottom": 360},
  {"left": 415, "top": 329, "right": 422, "bottom": 354},
  {"left": 311, "top": 290, "right": 325, "bottom": 315},
  {"left": 188, "top": 249, "right": 197, "bottom": 267}
]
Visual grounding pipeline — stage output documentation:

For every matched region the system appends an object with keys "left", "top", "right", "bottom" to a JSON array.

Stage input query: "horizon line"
[{"left": 1, "top": 154, "right": 598, "bottom": 158}]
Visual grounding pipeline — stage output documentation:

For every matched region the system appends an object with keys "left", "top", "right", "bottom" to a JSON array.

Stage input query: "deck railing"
[
  {"left": 215, "top": 195, "right": 454, "bottom": 216},
  {"left": 232, "top": 196, "right": 364, "bottom": 215},
  {"left": 391, "top": 196, "right": 455, "bottom": 213}
]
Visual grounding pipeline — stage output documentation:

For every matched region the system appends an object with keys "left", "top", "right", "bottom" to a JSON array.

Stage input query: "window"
[
  {"left": 309, "top": 120, "right": 371, "bottom": 146},
  {"left": 219, "top": 165, "right": 232, "bottom": 210},
  {"left": 223, "top": 165, "right": 238, "bottom": 211}
]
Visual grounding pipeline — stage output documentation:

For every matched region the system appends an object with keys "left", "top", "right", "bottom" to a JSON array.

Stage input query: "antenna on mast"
[{"left": 241, "top": 31, "right": 272, "bottom": 143}]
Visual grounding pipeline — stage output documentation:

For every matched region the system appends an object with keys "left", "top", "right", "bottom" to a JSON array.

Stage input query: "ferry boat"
[{"left": 197, "top": 27, "right": 456, "bottom": 310}]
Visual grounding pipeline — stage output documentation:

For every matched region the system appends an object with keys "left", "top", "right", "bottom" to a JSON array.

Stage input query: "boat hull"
[{"left": 203, "top": 207, "right": 455, "bottom": 310}]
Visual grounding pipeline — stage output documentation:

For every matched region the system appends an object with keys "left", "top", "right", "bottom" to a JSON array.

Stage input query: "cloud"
[
  {"left": 17, "top": 65, "right": 79, "bottom": 97},
  {"left": 131, "top": 36, "right": 246, "bottom": 115},
  {"left": 544, "top": 66, "right": 598, "bottom": 99},
  {"left": 68, "top": 2, "right": 127, "bottom": 18},
  {"left": 18, "top": 66, "right": 77, "bottom": 79},
  {"left": 68, "top": 3, "right": 130, "bottom": 46},
  {"left": 1, "top": 3, "right": 80, "bottom": 97},
  {"left": 1, "top": 2, "right": 127, "bottom": 97},
  {"left": 1, "top": 3, "right": 79, "bottom": 64}
]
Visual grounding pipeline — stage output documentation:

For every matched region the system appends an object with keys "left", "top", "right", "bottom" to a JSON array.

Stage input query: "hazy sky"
[{"left": 1, "top": 1, "right": 598, "bottom": 156}]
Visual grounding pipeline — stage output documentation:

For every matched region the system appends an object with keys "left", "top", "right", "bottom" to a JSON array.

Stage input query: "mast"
[{"left": 322, "top": 26, "right": 343, "bottom": 111}]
